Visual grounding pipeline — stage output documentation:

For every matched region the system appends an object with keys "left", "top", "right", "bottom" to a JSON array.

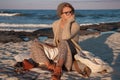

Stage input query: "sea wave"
[
  {"left": 80, "top": 23, "right": 99, "bottom": 26},
  {"left": 0, "top": 28, "right": 37, "bottom": 32},
  {"left": 0, "top": 23, "right": 51, "bottom": 27},
  {"left": 0, "top": 23, "right": 99, "bottom": 28},
  {"left": 0, "top": 23, "right": 52, "bottom": 32},
  {"left": 0, "top": 13, "right": 21, "bottom": 16},
  {"left": 0, "top": 21, "right": 119, "bottom": 32},
  {"left": 0, "top": 22, "right": 106, "bottom": 32}
]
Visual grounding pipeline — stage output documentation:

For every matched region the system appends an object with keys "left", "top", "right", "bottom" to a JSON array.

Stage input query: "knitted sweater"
[{"left": 52, "top": 19, "right": 80, "bottom": 71}]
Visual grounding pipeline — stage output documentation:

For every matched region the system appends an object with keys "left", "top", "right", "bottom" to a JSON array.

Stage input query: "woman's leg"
[
  {"left": 56, "top": 40, "right": 68, "bottom": 67},
  {"left": 30, "top": 39, "right": 56, "bottom": 71},
  {"left": 52, "top": 40, "right": 68, "bottom": 80}
]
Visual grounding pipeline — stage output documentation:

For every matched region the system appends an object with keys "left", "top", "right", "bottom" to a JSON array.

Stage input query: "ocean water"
[{"left": 0, "top": 9, "right": 120, "bottom": 32}]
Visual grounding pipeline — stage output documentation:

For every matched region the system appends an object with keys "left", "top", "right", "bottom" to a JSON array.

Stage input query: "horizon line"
[{"left": 0, "top": 8, "right": 120, "bottom": 10}]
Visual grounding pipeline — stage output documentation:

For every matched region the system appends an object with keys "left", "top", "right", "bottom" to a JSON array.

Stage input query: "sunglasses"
[{"left": 62, "top": 11, "right": 73, "bottom": 16}]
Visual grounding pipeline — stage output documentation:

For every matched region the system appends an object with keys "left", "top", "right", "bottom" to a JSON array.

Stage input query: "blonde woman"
[
  {"left": 14, "top": 2, "right": 81, "bottom": 80},
  {"left": 30, "top": 2, "right": 80, "bottom": 80}
]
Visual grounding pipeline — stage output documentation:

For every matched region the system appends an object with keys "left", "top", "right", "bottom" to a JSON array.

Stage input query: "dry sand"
[{"left": 0, "top": 32, "right": 120, "bottom": 80}]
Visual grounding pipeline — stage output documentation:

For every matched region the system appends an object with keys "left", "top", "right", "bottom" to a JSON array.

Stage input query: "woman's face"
[{"left": 61, "top": 7, "right": 74, "bottom": 20}]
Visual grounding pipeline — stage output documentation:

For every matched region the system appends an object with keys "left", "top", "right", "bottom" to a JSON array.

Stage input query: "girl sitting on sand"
[
  {"left": 14, "top": 2, "right": 113, "bottom": 80},
  {"left": 15, "top": 2, "right": 89, "bottom": 80},
  {"left": 30, "top": 2, "right": 84, "bottom": 80}
]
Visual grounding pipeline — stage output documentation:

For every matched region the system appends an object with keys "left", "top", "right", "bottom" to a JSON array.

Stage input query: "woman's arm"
[
  {"left": 62, "top": 21, "right": 80, "bottom": 40},
  {"left": 52, "top": 20, "right": 59, "bottom": 46}
]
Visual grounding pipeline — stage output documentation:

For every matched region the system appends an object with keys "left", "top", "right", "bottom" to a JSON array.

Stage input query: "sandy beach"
[{"left": 0, "top": 31, "right": 120, "bottom": 80}]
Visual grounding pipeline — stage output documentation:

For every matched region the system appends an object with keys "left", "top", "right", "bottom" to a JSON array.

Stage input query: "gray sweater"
[{"left": 52, "top": 19, "right": 80, "bottom": 71}]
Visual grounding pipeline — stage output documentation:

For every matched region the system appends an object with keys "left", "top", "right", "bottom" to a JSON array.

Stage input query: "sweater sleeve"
[
  {"left": 62, "top": 22, "right": 80, "bottom": 40},
  {"left": 52, "top": 21, "right": 58, "bottom": 46}
]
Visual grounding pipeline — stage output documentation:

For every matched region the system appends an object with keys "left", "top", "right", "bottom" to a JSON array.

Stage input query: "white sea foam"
[
  {"left": 0, "top": 28, "right": 37, "bottom": 32},
  {"left": 0, "top": 23, "right": 52, "bottom": 32},
  {"left": 0, "top": 23, "right": 51, "bottom": 27},
  {"left": 80, "top": 23, "right": 99, "bottom": 26},
  {"left": 0, "top": 13, "right": 20, "bottom": 16},
  {"left": 0, "top": 22, "right": 101, "bottom": 32}
]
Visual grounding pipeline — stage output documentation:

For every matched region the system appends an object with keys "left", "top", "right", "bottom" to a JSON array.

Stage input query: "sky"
[{"left": 0, "top": 0, "right": 120, "bottom": 10}]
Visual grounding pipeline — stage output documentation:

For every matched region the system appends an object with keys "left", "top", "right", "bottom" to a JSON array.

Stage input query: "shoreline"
[{"left": 0, "top": 21, "right": 119, "bottom": 43}]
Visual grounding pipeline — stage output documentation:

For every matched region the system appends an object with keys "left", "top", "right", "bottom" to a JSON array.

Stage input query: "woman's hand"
[{"left": 67, "top": 14, "right": 75, "bottom": 23}]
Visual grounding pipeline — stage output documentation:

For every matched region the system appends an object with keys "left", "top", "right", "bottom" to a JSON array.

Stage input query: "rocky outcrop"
[{"left": 0, "top": 22, "right": 119, "bottom": 43}]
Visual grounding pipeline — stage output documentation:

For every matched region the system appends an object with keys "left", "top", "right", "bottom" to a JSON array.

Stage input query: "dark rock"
[
  {"left": 80, "top": 22, "right": 120, "bottom": 32},
  {"left": 0, "top": 28, "right": 53, "bottom": 43},
  {"left": 33, "top": 28, "right": 53, "bottom": 38},
  {"left": 0, "top": 31, "right": 35, "bottom": 43}
]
